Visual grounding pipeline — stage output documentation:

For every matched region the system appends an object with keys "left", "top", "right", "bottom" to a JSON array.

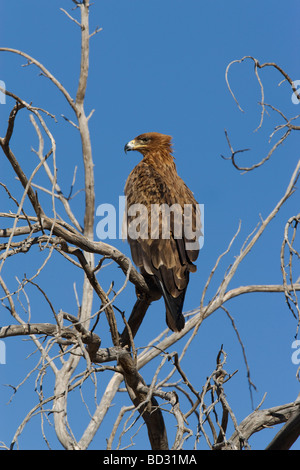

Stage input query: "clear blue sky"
[{"left": 0, "top": 0, "right": 299, "bottom": 450}]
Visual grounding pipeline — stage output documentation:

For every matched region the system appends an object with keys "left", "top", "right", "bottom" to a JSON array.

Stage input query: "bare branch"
[
  {"left": 225, "top": 56, "right": 300, "bottom": 171},
  {"left": 60, "top": 8, "right": 81, "bottom": 27},
  {"left": 0, "top": 48, "right": 76, "bottom": 112},
  {"left": 229, "top": 397, "right": 300, "bottom": 449},
  {"left": 265, "top": 402, "right": 300, "bottom": 450}
]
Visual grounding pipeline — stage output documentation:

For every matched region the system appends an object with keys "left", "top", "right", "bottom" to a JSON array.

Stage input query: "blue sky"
[{"left": 0, "top": 0, "right": 300, "bottom": 450}]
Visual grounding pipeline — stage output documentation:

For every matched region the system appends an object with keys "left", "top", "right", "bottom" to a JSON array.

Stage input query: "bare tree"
[{"left": 0, "top": 3, "right": 299, "bottom": 450}]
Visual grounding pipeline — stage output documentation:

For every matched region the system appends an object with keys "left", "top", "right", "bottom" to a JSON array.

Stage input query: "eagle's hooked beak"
[{"left": 124, "top": 140, "right": 136, "bottom": 154}]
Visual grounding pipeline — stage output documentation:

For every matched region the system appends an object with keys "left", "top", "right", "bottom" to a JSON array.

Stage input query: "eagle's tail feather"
[
  {"left": 156, "top": 278, "right": 186, "bottom": 332},
  {"left": 166, "top": 307, "right": 185, "bottom": 332}
]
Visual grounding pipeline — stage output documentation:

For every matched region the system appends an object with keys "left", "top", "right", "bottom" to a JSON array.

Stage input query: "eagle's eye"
[{"left": 140, "top": 137, "right": 150, "bottom": 143}]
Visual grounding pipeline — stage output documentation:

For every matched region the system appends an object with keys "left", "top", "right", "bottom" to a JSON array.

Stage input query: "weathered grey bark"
[
  {"left": 265, "top": 406, "right": 300, "bottom": 450},
  {"left": 229, "top": 398, "right": 300, "bottom": 450}
]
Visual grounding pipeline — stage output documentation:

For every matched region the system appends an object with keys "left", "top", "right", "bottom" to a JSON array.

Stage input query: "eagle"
[{"left": 124, "top": 132, "right": 201, "bottom": 332}]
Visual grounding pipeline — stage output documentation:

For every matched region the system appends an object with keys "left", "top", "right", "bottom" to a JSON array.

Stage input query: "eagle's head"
[{"left": 124, "top": 132, "right": 173, "bottom": 156}]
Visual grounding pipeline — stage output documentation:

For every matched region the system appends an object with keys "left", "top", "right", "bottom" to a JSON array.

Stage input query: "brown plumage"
[{"left": 124, "top": 132, "right": 201, "bottom": 332}]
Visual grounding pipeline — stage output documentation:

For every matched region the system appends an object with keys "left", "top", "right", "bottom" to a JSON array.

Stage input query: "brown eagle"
[{"left": 124, "top": 132, "right": 201, "bottom": 332}]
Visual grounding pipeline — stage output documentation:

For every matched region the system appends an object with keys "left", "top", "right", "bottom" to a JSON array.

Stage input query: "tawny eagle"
[{"left": 124, "top": 132, "right": 201, "bottom": 332}]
